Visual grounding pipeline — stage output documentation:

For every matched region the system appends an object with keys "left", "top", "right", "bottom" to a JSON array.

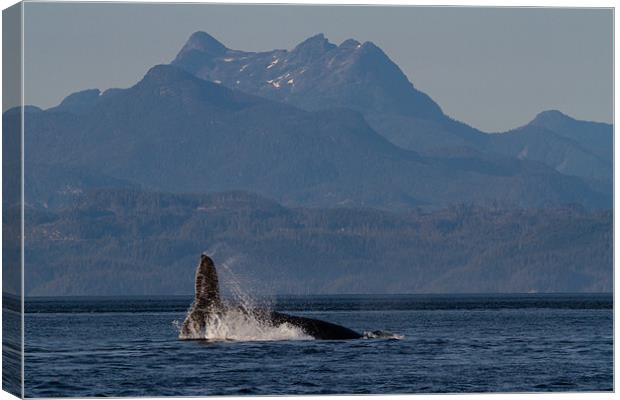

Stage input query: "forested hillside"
[{"left": 23, "top": 189, "right": 612, "bottom": 296}]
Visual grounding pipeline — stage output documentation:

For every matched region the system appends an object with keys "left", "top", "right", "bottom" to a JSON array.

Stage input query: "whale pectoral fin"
[
  {"left": 195, "top": 254, "right": 222, "bottom": 310},
  {"left": 179, "top": 254, "right": 223, "bottom": 340}
]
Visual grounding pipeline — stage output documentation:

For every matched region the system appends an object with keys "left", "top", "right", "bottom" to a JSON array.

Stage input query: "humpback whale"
[{"left": 180, "top": 254, "right": 362, "bottom": 340}]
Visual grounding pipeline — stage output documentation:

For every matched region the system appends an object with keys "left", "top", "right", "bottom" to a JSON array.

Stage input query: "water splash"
[
  {"left": 219, "top": 257, "right": 263, "bottom": 314},
  {"left": 178, "top": 304, "right": 313, "bottom": 342},
  {"left": 204, "top": 308, "right": 313, "bottom": 341},
  {"left": 362, "top": 330, "right": 405, "bottom": 340},
  {"left": 178, "top": 253, "right": 403, "bottom": 342},
  {"left": 178, "top": 256, "right": 312, "bottom": 342}
]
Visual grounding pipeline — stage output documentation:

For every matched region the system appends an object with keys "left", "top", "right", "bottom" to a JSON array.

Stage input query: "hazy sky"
[{"left": 21, "top": 3, "right": 612, "bottom": 132}]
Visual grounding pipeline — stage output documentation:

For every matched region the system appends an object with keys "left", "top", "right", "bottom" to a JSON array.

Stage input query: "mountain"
[
  {"left": 10, "top": 32, "right": 613, "bottom": 298},
  {"left": 48, "top": 89, "right": 103, "bottom": 114},
  {"left": 173, "top": 32, "right": 445, "bottom": 119},
  {"left": 23, "top": 189, "right": 612, "bottom": 296},
  {"left": 171, "top": 32, "right": 489, "bottom": 152},
  {"left": 530, "top": 110, "right": 612, "bottom": 163},
  {"left": 14, "top": 64, "right": 609, "bottom": 210},
  {"left": 171, "top": 32, "right": 612, "bottom": 182},
  {"left": 486, "top": 110, "right": 613, "bottom": 181}
]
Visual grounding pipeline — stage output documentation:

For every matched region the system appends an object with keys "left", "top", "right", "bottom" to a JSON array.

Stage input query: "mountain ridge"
[
  {"left": 486, "top": 109, "right": 613, "bottom": 181},
  {"left": 172, "top": 31, "right": 446, "bottom": 120},
  {"left": 171, "top": 31, "right": 612, "bottom": 182},
  {"left": 10, "top": 61, "right": 609, "bottom": 211}
]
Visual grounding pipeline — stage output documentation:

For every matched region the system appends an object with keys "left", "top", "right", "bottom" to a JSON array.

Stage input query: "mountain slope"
[
  {"left": 530, "top": 110, "right": 612, "bottom": 163},
  {"left": 18, "top": 64, "right": 609, "bottom": 210},
  {"left": 486, "top": 110, "right": 613, "bottom": 181}
]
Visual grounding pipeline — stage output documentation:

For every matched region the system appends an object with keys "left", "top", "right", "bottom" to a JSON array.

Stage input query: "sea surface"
[{"left": 23, "top": 294, "right": 612, "bottom": 397}]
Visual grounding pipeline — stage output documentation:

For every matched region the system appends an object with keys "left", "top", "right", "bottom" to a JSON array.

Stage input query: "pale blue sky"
[{"left": 21, "top": 3, "right": 613, "bottom": 132}]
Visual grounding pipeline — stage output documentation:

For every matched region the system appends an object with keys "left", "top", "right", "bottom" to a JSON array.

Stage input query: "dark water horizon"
[
  {"left": 20, "top": 292, "right": 614, "bottom": 311},
  {"left": 21, "top": 293, "right": 612, "bottom": 397}
]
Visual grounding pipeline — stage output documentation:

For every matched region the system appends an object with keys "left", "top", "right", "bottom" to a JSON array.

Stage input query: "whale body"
[{"left": 180, "top": 254, "right": 362, "bottom": 340}]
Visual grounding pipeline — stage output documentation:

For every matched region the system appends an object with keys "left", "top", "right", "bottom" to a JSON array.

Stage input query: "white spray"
[{"left": 178, "top": 254, "right": 312, "bottom": 342}]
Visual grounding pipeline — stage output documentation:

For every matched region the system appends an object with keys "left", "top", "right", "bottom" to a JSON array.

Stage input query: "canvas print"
[{"left": 2, "top": 2, "right": 613, "bottom": 398}]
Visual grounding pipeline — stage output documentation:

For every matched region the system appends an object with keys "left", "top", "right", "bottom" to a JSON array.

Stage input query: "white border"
[
  {"left": 0, "top": 1, "right": 616, "bottom": 400},
  {"left": 19, "top": 1, "right": 24, "bottom": 397}
]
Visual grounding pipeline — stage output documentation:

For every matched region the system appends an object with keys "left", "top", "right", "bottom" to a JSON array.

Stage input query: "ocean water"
[{"left": 24, "top": 294, "right": 612, "bottom": 397}]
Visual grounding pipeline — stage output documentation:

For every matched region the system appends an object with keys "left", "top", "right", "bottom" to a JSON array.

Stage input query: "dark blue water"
[{"left": 24, "top": 294, "right": 612, "bottom": 397}]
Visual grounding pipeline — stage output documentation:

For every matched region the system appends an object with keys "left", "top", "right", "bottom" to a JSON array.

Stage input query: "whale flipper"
[{"left": 180, "top": 254, "right": 223, "bottom": 339}]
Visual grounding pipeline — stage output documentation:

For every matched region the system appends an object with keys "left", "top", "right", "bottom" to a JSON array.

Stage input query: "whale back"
[{"left": 269, "top": 311, "right": 362, "bottom": 340}]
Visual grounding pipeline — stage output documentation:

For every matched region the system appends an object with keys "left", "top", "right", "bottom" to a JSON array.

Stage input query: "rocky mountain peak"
[
  {"left": 180, "top": 31, "right": 228, "bottom": 56},
  {"left": 292, "top": 33, "right": 337, "bottom": 57},
  {"left": 530, "top": 109, "right": 575, "bottom": 127},
  {"left": 339, "top": 38, "right": 361, "bottom": 49},
  {"left": 139, "top": 64, "right": 196, "bottom": 86}
]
